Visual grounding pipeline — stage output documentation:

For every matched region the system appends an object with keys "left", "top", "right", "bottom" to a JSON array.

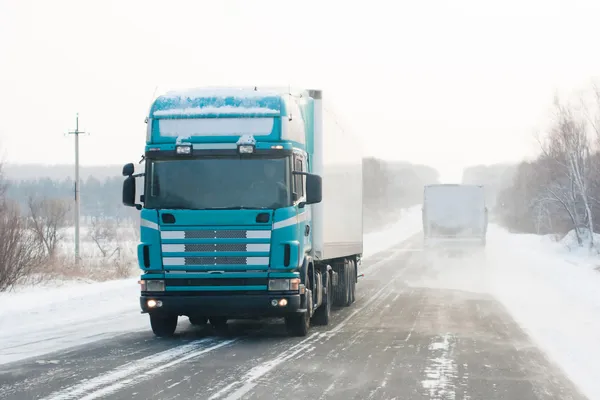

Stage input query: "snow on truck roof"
[{"left": 150, "top": 87, "right": 310, "bottom": 118}]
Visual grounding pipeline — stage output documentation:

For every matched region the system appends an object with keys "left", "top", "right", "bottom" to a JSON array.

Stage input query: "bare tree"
[
  {"left": 497, "top": 85, "right": 600, "bottom": 244},
  {"left": 28, "top": 196, "right": 71, "bottom": 258},
  {"left": 0, "top": 200, "right": 45, "bottom": 292},
  {"left": 539, "top": 98, "right": 594, "bottom": 247},
  {"left": 583, "top": 81, "right": 600, "bottom": 144},
  {"left": 88, "top": 216, "right": 118, "bottom": 258}
]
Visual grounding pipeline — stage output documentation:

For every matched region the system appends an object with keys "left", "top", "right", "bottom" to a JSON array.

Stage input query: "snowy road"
[{"left": 0, "top": 236, "right": 585, "bottom": 400}]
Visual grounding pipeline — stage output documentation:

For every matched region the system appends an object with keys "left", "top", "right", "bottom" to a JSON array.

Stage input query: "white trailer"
[
  {"left": 422, "top": 184, "right": 488, "bottom": 249},
  {"left": 311, "top": 96, "right": 364, "bottom": 262}
]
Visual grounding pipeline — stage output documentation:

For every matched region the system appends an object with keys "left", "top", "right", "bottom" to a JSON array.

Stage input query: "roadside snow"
[
  {"left": 0, "top": 207, "right": 423, "bottom": 365},
  {"left": 485, "top": 226, "right": 600, "bottom": 400},
  {"left": 0, "top": 279, "right": 147, "bottom": 365},
  {"left": 362, "top": 205, "right": 422, "bottom": 258}
]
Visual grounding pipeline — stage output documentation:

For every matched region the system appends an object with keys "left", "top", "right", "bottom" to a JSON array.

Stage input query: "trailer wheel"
[
  {"left": 342, "top": 261, "right": 353, "bottom": 307},
  {"left": 333, "top": 260, "right": 350, "bottom": 307},
  {"left": 312, "top": 274, "right": 331, "bottom": 326},
  {"left": 349, "top": 259, "right": 356, "bottom": 305},
  {"left": 150, "top": 313, "right": 178, "bottom": 338}
]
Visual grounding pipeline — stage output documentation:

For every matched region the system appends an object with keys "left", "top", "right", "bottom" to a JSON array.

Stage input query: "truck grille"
[
  {"left": 166, "top": 278, "right": 267, "bottom": 287},
  {"left": 184, "top": 243, "right": 246, "bottom": 252},
  {"left": 184, "top": 256, "right": 246, "bottom": 265},
  {"left": 184, "top": 230, "right": 246, "bottom": 239},
  {"left": 160, "top": 228, "right": 271, "bottom": 271}
]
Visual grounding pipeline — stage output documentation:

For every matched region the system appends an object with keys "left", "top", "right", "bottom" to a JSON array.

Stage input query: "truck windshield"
[{"left": 144, "top": 156, "right": 292, "bottom": 210}]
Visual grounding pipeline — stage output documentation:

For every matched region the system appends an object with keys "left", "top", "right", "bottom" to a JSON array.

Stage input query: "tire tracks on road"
[{"left": 40, "top": 338, "right": 237, "bottom": 400}]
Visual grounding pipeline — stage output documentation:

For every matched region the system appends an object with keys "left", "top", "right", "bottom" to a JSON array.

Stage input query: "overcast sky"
[{"left": 1, "top": 0, "right": 599, "bottom": 181}]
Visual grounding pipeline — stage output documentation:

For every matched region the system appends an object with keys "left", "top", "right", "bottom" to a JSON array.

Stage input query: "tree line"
[
  {"left": 490, "top": 84, "right": 600, "bottom": 248},
  {"left": 363, "top": 158, "right": 439, "bottom": 232}
]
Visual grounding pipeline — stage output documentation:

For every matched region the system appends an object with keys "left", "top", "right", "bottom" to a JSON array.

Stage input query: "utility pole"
[{"left": 68, "top": 114, "right": 87, "bottom": 262}]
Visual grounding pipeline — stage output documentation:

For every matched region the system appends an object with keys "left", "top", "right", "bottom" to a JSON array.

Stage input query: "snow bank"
[
  {"left": 0, "top": 278, "right": 147, "bottom": 365},
  {"left": 558, "top": 228, "right": 600, "bottom": 254},
  {"left": 485, "top": 226, "right": 600, "bottom": 400}
]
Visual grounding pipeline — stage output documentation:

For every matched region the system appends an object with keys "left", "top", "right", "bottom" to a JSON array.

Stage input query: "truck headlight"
[
  {"left": 140, "top": 279, "right": 165, "bottom": 291},
  {"left": 268, "top": 278, "right": 300, "bottom": 291}
]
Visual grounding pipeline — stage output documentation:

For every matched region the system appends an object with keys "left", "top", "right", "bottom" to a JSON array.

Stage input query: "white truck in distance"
[{"left": 422, "top": 184, "right": 488, "bottom": 249}]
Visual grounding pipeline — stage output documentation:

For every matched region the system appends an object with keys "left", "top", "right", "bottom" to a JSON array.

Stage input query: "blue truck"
[{"left": 122, "top": 87, "right": 363, "bottom": 337}]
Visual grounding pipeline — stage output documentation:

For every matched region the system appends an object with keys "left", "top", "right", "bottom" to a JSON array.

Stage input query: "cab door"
[{"left": 292, "top": 152, "right": 310, "bottom": 257}]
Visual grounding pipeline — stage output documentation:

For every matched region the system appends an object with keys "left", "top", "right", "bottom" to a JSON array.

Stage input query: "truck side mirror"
[
  {"left": 305, "top": 174, "right": 322, "bottom": 205},
  {"left": 123, "top": 176, "right": 141, "bottom": 209},
  {"left": 122, "top": 162, "right": 135, "bottom": 177}
]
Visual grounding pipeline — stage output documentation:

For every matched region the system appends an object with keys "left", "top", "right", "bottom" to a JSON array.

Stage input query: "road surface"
[{"left": 0, "top": 236, "right": 586, "bottom": 400}]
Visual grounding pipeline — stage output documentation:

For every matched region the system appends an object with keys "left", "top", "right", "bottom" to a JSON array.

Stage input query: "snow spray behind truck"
[
  {"left": 422, "top": 184, "right": 488, "bottom": 250},
  {"left": 122, "top": 87, "right": 363, "bottom": 337}
]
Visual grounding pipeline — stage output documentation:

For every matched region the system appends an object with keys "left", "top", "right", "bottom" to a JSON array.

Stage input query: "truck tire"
[
  {"left": 341, "top": 260, "right": 352, "bottom": 307},
  {"left": 286, "top": 291, "right": 311, "bottom": 336},
  {"left": 349, "top": 259, "right": 356, "bottom": 305},
  {"left": 332, "top": 260, "right": 350, "bottom": 307},
  {"left": 150, "top": 313, "right": 178, "bottom": 338},
  {"left": 312, "top": 274, "right": 331, "bottom": 326},
  {"left": 342, "top": 261, "right": 353, "bottom": 307}
]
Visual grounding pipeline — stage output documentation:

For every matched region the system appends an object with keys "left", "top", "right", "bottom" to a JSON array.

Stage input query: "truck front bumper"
[{"left": 140, "top": 293, "right": 303, "bottom": 318}]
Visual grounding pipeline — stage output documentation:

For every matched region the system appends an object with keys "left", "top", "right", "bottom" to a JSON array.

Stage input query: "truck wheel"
[
  {"left": 150, "top": 313, "right": 178, "bottom": 338},
  {"left": 333, "top": 260, "right": 350, "bottom": 307},
  {"left": 285, "top": 312, "right": 309, "bottom": 336},
  {"left": 286, "top": 292, "right": 311, "bottom": 336},
  {"left": 189, "top": 316, "right": 207, "bottom": 326},
  {"left": 349, "top": 260, "right": 356, "bottom": 305},
  {"left": 342, "top": 261, "right": 353, "bottom": 307},
  {"left": 312, "top": 275, "right": 331, "bottom": 326}
]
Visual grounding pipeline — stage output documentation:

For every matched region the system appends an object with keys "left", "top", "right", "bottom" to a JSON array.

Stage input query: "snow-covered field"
[
  {"left": 2, "top": 208, "right": 600, "bottom": 400},
  {"left": 58, "top": 224, "right": 138, "bottom": 266}
]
